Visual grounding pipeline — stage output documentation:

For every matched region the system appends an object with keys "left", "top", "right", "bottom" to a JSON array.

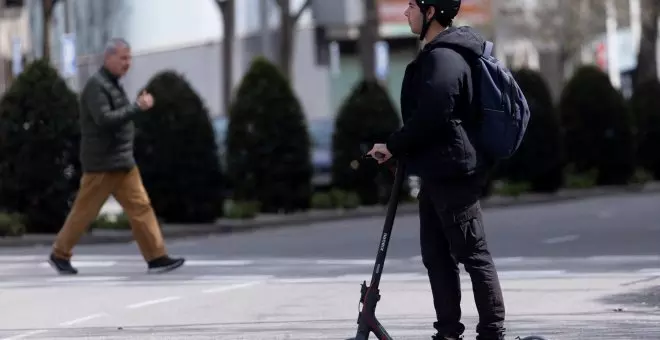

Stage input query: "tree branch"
[
  {"left": 273, "top": 0, "right": 311, "bottom": 22},
  {"left": 274, "top": 0, "right": 286, "bottom": 9},
  {"left": 215, "top": 0, "right": 228, "bottom": 12},
  {"left": 293, "top": 0, "right": 312, "bottom": 22},
  {"left": 44, "top": 0, "right": 60, "bottom": 18}
]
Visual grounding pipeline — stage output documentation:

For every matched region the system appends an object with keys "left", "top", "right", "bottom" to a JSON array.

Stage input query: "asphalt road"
[{"left": 1, "top": 192, "right": 660, "bottom": 339}]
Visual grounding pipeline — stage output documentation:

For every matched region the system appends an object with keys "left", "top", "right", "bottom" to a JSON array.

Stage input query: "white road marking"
[
  {"left": 71, "top": 260, "right": 118, "bottom": 267},
  {"left": 1, "top": 330, "right": 49, "bottom": 340},
  {"left": 313, "top": 259, "right": 376, "bottom": 265},
  {"left": 185, "top": 260, "right": 254, "bottom": 266},
  {"left": 587, "top": 255, "right": 660, "bottom": 262},
  {"left": 47, "top": 276, "right": 127, "bottom": 282},
  {"left": 497, "top": 270, "right": 565, "bottom": 278},
  {"left": 0, "top": 263, "right": 33, "bottom": 271},
  {"left": 273, "top": 276, "right": 338, "bottom": 284},
  {"left": 202, "top": 280, "right": 263, "bottom": 293},
  {"left": 193, "top": 275, "right": 273, "bottom": 282},
  {"left": 274, "top": 270, "right": 570, "bottom": 283},
  {"left": 494, "top": 257, "right": 525, "bottom": 264},
  {"left": 39, "top": 261, "right": 117, "bottom": 268},
  {"left": 59, "top": 313, "right": 106, "bottom": 326},
  {"left": 542, "top": 234, "right": 580, "bottom": 244},
  {"left": 274, "top": 274, "right": 422, "bottom": 284},
  {"left": 0, "top": 255, "right": 42, "bottom": 262},
  {"left": 413, "top": 256, "right": 528, "bottom": 264},
  {"left": 335, "top": 273, "right": 423, "bottom": 281},
  {"left": 126, "top": 296, "right": 181, "bottom": 309},
  {"left": 637, "top": 268, "right": 660, "bottom": 275}
]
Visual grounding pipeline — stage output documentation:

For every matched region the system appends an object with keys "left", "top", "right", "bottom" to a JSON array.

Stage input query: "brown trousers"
[{"left": 53, "top": 166, "right": 167, "bottom": 262}]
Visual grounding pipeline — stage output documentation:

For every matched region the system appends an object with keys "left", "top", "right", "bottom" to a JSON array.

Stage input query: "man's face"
[
  {"left": 105, "top": 45, "right": 132, "bottom": 77},
  {"left": 405, "top": 0, "right": 423, "bottom": 34}
]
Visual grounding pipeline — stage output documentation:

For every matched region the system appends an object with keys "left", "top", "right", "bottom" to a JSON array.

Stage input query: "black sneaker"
[
  {"left": 48, "top": 253, "right": 78, "bottom": 275},
  {"left": 147, "top": 255, "right": 185, "bottom": 274}
]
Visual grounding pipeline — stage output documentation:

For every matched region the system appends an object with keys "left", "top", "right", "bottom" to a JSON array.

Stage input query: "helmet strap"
[{"left": 419, "top": 7, "right": 432, "bottom": 41}]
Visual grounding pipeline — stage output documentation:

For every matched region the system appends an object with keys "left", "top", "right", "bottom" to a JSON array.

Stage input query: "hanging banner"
[
  {"left": 61, "top": 33, "right": 77, "bottom": 77},
  {"left": 11, "top": 37, "right": 22, "bottom": 76}
]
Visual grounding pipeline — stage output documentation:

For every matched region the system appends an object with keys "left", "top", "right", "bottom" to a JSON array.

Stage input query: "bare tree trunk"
[
  {"left": 273, "top": 0, "right": 311, "bottom": 80},
  {"left": 216, "top": 0, "right": 235, "bottom": 115},
  {"left": 360, "top": 0, "right": 379, "bottom": 82},
  {"left": 635, "top": 0, "right": 660, "bottom": 88},
  {"left": 278, "top": 0, "right": 293, "bottom": 77},
  {"left": 42, "top": 0, "right": 58, "bottom": 61}
]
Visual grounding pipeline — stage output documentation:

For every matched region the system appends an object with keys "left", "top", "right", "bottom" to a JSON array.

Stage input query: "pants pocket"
[{"left": 442, "top": 202, "right": 485, "bottom": 260}]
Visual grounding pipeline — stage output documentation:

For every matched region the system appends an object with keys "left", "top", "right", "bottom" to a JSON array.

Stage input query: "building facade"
[
  {"left": 0, "top": 0, "right": 32, "bottom": 94},
  {"left": 23, "top": 0, "right": 495, "bottom": 119}
]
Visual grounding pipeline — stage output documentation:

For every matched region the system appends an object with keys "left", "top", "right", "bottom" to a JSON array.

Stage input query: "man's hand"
[
  {"left": 367, "top": 143, "right": 392, "bottom": 164},
  {"left": 137, "top": 90, "right": 154, "bottom": 111}
]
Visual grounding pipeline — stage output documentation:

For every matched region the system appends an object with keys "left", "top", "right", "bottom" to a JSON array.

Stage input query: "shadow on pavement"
[
  {"left": 2, "top": 316, "right": 660, "bottom": 339},
  {"left": 599, "top": 283, "right": 660, "bottom": 311}
]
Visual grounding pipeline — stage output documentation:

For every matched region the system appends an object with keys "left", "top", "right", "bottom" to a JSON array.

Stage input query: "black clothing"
[
  {"left": 79, "top": 67, "right": 142, "bottom": 172},
  {"left": 388, "top": 26, "right": 506, "bottom": 339},
  {"left": 387, "top": 26, "right": 488, "bottom": 182},
  {"left": 418, "top": 180, "right": 505, "bottom": 339}
]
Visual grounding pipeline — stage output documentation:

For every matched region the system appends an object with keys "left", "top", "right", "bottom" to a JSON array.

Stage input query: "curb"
[{"left": 1, "top": 183, "right": 659, "bottom": 248}]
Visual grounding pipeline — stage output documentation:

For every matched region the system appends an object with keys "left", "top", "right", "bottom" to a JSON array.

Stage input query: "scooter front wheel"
[{"left": 517, "top": 336, "right": 548, "bottom": 340}]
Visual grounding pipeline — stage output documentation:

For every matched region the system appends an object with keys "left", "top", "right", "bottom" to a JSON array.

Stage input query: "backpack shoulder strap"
[{"left": 483, "top": 41, "right": 494, "bottom": 58}]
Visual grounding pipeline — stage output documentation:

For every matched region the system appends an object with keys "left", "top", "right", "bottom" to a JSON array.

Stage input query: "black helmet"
[
  {"left": 416, "top": 0, "right": 461, "bottom": 18},
  {"left": 415, "top": 0, "right": 461, "bottom": 40}
]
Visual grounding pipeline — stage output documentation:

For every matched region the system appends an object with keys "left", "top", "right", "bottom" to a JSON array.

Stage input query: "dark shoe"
[
  {"left": 147, "top": 255, "right": 185, "bottom": 274},
  {"left": 48, "top": 253, "right": 78, "bottom": 275}
]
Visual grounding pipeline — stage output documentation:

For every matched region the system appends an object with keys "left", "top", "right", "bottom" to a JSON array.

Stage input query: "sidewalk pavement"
[
  {"left": 1, "top": 271, "right": 656, "bottom": 339},
  {"left": 199, "top": 272, "right": 660, "bottom": 339},
  {"left": 1, "top": 182, "right": 659, "bottom": 248}
]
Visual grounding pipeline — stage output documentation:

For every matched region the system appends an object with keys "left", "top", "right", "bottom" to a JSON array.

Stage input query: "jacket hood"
[{"left": 422, "top": 26, "right": 485, "bottom": 57}]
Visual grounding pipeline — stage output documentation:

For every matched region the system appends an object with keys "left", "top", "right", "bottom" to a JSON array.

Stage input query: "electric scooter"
[{"left": 346, "top": 155, "right": 547, "bottom": 340}]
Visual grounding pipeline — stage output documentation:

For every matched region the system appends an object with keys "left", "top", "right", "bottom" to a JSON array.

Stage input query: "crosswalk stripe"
[
  {"left": 47, "top": 276, "right": 127, "bottom": 282},
  {"left": 38, "top": 261, "right": 117, "bottom": 268},
  {"left": 185, "top": 260, "right": 255, "bottom": 266},
  {"left": 0, "top": 269, "right": 658, "bottom": 290},
  {"left": 0, "top": 254, "right": 658, "bottom": 266}
]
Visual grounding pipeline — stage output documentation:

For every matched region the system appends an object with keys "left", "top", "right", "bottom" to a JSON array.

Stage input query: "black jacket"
[
  {"left": 79, "top": 67, "right": 143, "bottom": 172},
  {"left": 387, "top": 26, "right": 490, "bottom": 183}
]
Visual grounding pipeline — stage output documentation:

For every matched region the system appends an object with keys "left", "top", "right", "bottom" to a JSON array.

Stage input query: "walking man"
[
  {"left": 49, "top": 38, "right": 185, "bottom": 275},
  {"left": 367, "top": 1, "right": 506, "bottom": 339}
]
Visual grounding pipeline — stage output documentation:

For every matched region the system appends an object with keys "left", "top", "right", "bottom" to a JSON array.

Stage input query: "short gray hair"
[{"left": 104, "top": 38, "right": 131, "bottom": 56}]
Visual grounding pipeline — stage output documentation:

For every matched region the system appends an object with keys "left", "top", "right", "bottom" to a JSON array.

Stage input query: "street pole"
[
  {"left": 259, "top": 0, "right": 270, "bottom": 57},
  {"left": 605, "top": 0, "right": 620, "bottom": 89},
  {"left": 629, "top": 0, "right": 641, "bottom": 55},
  {"left": 62, "top": 0, "right": 77, "bottom": 91},
  {"left": 63, "top": 0, "right": 70, "bottom": 33},
  {"left": 360, "top": 0, "right": 378, "bottom": 81}
]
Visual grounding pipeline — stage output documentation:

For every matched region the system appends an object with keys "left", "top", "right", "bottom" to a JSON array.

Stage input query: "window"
[{"left": 4, "top": 0, "right": 23, "bottom": 7}]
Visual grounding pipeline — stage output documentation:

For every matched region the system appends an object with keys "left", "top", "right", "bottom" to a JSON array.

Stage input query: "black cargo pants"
[{"left": 418, "top": 177, "right": 505, "bottom": 339}]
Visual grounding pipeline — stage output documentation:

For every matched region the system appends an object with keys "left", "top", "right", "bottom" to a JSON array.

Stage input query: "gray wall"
[
  {"left": 73, "top": 28, "right": 332, "bottom": 120},
  {"left": 24, "top": 0, "right": 332, "bottom": 119},
  {"left": 23, "top": 0, "right": 419, "bottom": 121}
]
